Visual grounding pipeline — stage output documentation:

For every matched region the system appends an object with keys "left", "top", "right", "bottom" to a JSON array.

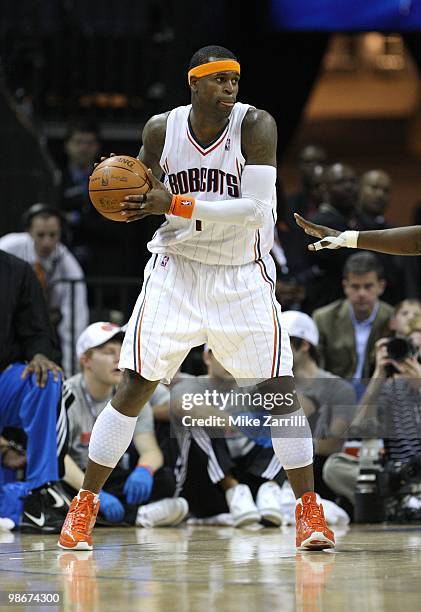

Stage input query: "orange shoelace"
[
  {"left": 71, "top": 497, "right": 94, "bottom": 532},
  {"left": 302, "top": 499, "right": 326, "bottom": 531}
]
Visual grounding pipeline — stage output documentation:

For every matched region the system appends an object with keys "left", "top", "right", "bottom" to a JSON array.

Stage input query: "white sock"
[
  {"left": 88, "top": 402, "right": 138, "bottom": 469},
  {"left": 79, "top": 489, "right": 99, "bottom": 502},
  {"left": 270, "top": 408, "right": 314, "bottom": 470}
]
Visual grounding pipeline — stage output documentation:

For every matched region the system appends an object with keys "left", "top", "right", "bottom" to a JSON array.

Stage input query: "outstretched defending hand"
[
  {"left": 120, "top": 170, "right": 172, "bottom": 223},
  {"left": 123, "top": 466, "right": 154, "bottom": 505},
  {"left": 294, "top": 213, "right": 342, "bottom": 251}
]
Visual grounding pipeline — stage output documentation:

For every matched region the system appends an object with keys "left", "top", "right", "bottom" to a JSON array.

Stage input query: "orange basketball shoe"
[
  {"left": 295, "top": 492, "right": 335, "bottom": 551},
  {"left": 58, "top": 491, "right": 100, "bottom": 551}
]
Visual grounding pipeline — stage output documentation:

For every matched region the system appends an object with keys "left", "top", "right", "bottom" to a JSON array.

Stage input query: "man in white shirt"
[{"left": 0, "top": 203, "right": 89, "bottom": 375}]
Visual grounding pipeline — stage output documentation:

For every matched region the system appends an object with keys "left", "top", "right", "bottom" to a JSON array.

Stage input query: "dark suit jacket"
[
  {"left": 304, "top": 206, "right": 356, "bottom": 311},
  {"left": 313, "top": 299, "right": 394, "bottom": 380}
]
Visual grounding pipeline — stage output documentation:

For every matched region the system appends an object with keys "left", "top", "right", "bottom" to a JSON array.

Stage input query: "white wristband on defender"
[
  {"left": 343, "top": 230, "right": 359, "bottom": 248},
  {"left": 313, "top": 230, "right": 359, "bottom": 251}
]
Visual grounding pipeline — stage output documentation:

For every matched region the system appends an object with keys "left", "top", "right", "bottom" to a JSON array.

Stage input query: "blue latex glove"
[
  {"left": 123, "top": 466, "right": 154, "bottom": 505},
  {"left": 98, "top": 490, "right": 125, "bottom": 523}
]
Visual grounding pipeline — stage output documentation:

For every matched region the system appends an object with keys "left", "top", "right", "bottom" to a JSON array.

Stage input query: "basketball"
[{"left": 89, "top": 155, "right": 151, "bottom": 221}]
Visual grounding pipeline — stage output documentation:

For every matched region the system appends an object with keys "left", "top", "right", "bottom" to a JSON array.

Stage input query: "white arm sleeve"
[{"left": 191, "top": 164, "right": 276, "bottom": 228}]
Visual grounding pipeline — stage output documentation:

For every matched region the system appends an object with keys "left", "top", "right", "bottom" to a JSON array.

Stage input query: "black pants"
[
  {"left": 176, "top": 430, "right": 285, "bottom": 518},
  {"left": 313, "top": 454, "right": 337, "bottom": 501}
]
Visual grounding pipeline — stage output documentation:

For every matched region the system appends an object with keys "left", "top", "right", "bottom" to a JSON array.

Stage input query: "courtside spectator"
[
  {"left": 313, "top": 252, "right": 394, "bottom": 383},
  {"left": 356, "top": 170, "right": 404, "bottom": 304},
  {"left": 305, "top": 163, "right": 359, "bottom": 311},
  {"left": 58, "top": 120, "right": 147, "bottom": 311},
  {"left": 275, "top": 146, "right": 328, "bottom": 311},
  {"left": 172, "top": 348, "right": 285, "bottom": 527},
  {"left": 357, "top": 170, "right": 392, "bottom": 231},
  {"left": 62, "top": 322, "right": 188, "bottom": 528},
  {"left": 0, "top": 203, "right": 89, "bottom": 375},
  {"left": 282, "top": 311, "right": 356, "bottom": 500},
  {"left": 388, "top": 299, "right": 421, "bottom": 336},
  {"left": 59, "top": 120, "right": 100, "bottom": 268},
  {"left": 0, "top": 250, "right": 66, "bottom": 530},
  {"left": 286, "top": 145, "right": 327, "bottom": 222},
  {"left": 323, "top": 316, "right": 421, "bottom": 515}
]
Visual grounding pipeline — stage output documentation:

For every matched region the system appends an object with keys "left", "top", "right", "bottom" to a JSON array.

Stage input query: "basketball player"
[
  {"left": 295, "top": 213, "right": 421, "bottom": 255},
  {"left": 59, "top": 45, "right": 335, "bottom": 551}
]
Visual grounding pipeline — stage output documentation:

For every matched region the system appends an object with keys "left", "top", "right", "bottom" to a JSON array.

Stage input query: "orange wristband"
[{"left": 169, "top": 195, "right": 195, "bottom": 219}]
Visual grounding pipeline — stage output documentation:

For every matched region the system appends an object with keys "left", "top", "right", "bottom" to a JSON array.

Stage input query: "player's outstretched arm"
[
  {"left": 356, "top": 226, "right": 421, "bottom": 256},
  {"left": 295, "top": 213, "right": 421, "bottom": 256}
]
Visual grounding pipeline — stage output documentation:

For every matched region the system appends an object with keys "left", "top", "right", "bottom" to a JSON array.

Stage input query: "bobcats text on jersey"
[{"left": 167, "top": 167, "right": 240, "bottom": 197}]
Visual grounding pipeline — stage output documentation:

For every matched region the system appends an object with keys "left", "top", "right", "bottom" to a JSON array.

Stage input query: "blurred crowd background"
[
  {"left": 1, "top": 1, "right": 421, "bottom": 532},
  {"left": 2, "top": 2, "right": 421, "bottom": 369}
]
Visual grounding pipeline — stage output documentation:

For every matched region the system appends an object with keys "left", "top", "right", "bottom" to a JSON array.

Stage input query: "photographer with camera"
[{"left": 323, "top": 315, "right": 421, "bottom": 520}]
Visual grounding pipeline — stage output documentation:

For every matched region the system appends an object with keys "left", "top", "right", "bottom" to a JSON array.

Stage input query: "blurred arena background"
[
  {"left": 1, "top": 0, "right": 421, "bottom": 369},
  {"left": 2, "top": 1, "right": 421, "bottom": 223},
  {"left": 1, "top": 4, "right": 421, "bottom": 611}
]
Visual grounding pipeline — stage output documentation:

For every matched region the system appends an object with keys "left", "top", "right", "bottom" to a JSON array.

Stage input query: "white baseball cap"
[
  {"left": 282, "top": 311, "right": 319, "bottom": 347},
  {"left": 76, "top": 322, "right": 125, "bottom": 359}
]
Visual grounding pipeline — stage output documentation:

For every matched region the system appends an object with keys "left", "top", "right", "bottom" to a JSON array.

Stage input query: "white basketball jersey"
[{"left": 147, "top": 102, "right": 276, "bottom": 266}]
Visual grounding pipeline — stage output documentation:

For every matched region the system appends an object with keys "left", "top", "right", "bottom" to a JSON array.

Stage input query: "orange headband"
[{"left": 188, "top": 60, "right": 241, "bottom": 84}]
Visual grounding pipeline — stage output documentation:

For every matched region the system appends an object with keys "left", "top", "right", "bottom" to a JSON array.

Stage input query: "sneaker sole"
[
  {"left": 233, "top": 511, "right": 261, "bottom": 528},
  {"left": 298, "top": 532, "right": 335, "bottom": 551},
  {"left": 57, "top": 540, "right": 93, "bottom": 551},
  {"left": 259, "top": 508, "right": 283, "bottom": 526},
  {"left": 137, "top": 499, "right": 190, "bottom": 528}
]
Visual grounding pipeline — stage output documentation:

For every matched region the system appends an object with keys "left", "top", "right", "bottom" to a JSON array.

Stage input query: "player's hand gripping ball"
[{"left": 89, "top": 155, "right": 152, "bottom": 221}]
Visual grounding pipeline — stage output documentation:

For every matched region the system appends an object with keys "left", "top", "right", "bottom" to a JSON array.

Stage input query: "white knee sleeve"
[
  {"left": 270, "top": 408, "right": 313, "bottom": 470},
  {"left": 88, "top": 403, "right": 138, "bottom": 469}
]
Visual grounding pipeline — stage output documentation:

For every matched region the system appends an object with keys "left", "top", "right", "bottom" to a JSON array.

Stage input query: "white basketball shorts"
[{"left": 119, "top": 253, "right": 293, "bottom": 384}]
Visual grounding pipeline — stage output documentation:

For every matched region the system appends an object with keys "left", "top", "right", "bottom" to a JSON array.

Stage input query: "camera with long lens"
[
  {"left": 384, "top": 336, "right": 418, "bottom": 376},
  {"left": 355, "top": 446, "right": 421, "bottom": 523},
  {"left": 354, "top": 439, "right": 387, "bottom": 523}
]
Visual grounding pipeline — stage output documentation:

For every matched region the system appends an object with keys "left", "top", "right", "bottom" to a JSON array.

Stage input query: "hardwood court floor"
[{"left": 0, "top": 524, "right": 421, "bottom": 611}]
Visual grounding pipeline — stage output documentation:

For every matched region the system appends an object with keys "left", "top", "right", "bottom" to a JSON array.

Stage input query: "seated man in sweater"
[{"left": 62, "top": 322, "right": 188, "bottom": 529}]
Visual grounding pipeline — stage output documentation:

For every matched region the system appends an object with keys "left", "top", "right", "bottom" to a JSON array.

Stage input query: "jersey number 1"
[{"left": 195, "top": 221, "right": 202, "bottom": 231}]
